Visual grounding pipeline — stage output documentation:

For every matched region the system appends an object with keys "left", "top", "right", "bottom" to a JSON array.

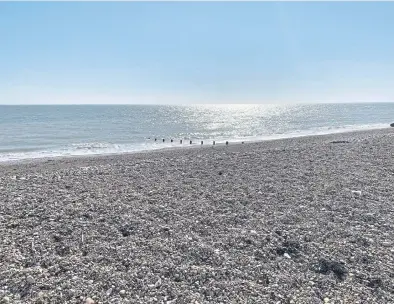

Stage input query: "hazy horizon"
[
  {"left": 1, "top": 2, "right": 394, "bottom": 105},
  {"left": 1, "top": 101, "right": 394, "bottom": 106}
]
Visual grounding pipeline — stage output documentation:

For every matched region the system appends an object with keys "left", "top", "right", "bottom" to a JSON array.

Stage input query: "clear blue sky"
[{"left": 1, "top": 2, "right": 394, "bottom": 104}]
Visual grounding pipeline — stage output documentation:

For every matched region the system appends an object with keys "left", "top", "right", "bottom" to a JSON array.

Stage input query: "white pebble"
[
  {"left": 2, "top": 297, "right": 10, "bottom": 303},
  {"left": 284, "top": 253, "right": 291, "bottom": 259},
  {"left": 351, "top": 190, "right": 362, "bottom": 196},
  {"left": 86, "top": 297, "right": 95, "bottom": 304},
  {"left": 119, "top": 290, "right": 126, "bottom": 297}
]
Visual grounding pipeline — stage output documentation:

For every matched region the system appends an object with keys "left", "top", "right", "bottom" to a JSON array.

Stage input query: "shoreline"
[
  {"left": 1, "top": 127, "right": 394, "bottom": 303},
  {"left": 0, "top": 126, "right": 391, "bottom": 166}
]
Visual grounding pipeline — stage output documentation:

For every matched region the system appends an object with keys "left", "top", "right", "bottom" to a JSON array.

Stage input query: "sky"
[{"left": 1, "top": 2, "right": 394, "bottom": 105}]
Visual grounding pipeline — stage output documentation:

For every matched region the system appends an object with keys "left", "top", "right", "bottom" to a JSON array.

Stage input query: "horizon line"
[{"left": 1, "top": 101, "right": 393, "bottom": 106}]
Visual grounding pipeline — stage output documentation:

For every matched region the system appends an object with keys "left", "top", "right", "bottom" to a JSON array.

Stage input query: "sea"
[{"left": 0, "top": 103, "right": 392, "bottom": 162}]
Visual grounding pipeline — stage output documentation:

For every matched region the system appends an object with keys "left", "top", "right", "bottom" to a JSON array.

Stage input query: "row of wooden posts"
[{"left": 152, "top": 138, "right": 244, "bottom": 145}]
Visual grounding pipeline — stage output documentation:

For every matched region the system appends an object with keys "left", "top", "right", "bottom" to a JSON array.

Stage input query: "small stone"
[
  {"left": 86, "top": 297, "right": 95, "bottom": 304},
  {"left": 106, "top": 288, "right": 113, "bottom": 296},
  {"left": 119, "top": 290, "right": 126, "bottom": 297},
  {"left": 2, "top": 297, "right": 10, "bottom": 303},
  {"left": 154, "top": 278, "right": 162, "bottom": 288},
  {"left": 36, "top": 298, "right": 45, "bottom": 304},
  {"left": 324, "top": 297, "right": 330, "bottom": 303},
  {"left": 284, "top": 253, "right": 291, "bottom": 259},
  {"left": 26, "top": 275, "right": 35, "bottom": 284},
  {"left": 351, "top": 190, "right": 362, "bottom": 196}
]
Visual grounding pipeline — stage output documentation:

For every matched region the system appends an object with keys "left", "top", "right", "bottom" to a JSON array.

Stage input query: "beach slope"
[{"left": 1, "top": 129, "right": 394, "bottom": 303}]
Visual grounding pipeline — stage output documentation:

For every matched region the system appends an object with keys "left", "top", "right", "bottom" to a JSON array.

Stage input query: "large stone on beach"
[{"left": 390, "top": 123, "right": 394, "bottom": 127}]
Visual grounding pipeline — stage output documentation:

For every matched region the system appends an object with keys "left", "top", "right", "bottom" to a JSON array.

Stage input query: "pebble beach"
[{"left": 1, "top": 128, "right": 394, "bottom": 303}]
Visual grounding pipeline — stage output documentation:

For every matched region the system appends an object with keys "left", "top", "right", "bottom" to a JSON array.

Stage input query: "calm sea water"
[{"left": 0, "top": 103, "right": 392, "bottom": 162}]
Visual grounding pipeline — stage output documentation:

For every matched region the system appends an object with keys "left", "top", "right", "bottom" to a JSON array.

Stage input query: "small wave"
[
  {"left": 71, "top": 142, "right": 120, "bottom": 150},
  {"left": 242, "top": 123, "right": 389, "bottom": 143},
  {"left": 0, "top": 141, "right": 185, "bottom": 163}
]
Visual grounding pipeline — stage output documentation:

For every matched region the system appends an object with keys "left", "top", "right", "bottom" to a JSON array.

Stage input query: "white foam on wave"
[
  {"left": 0, "top": 123, "right": 389, "bottom": 163},
  {"left": 0, "top": 140, "right": 188, "bottom": 163},
  {"left": 249, "top": 122, "right": 389, "bottom": 143}
]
